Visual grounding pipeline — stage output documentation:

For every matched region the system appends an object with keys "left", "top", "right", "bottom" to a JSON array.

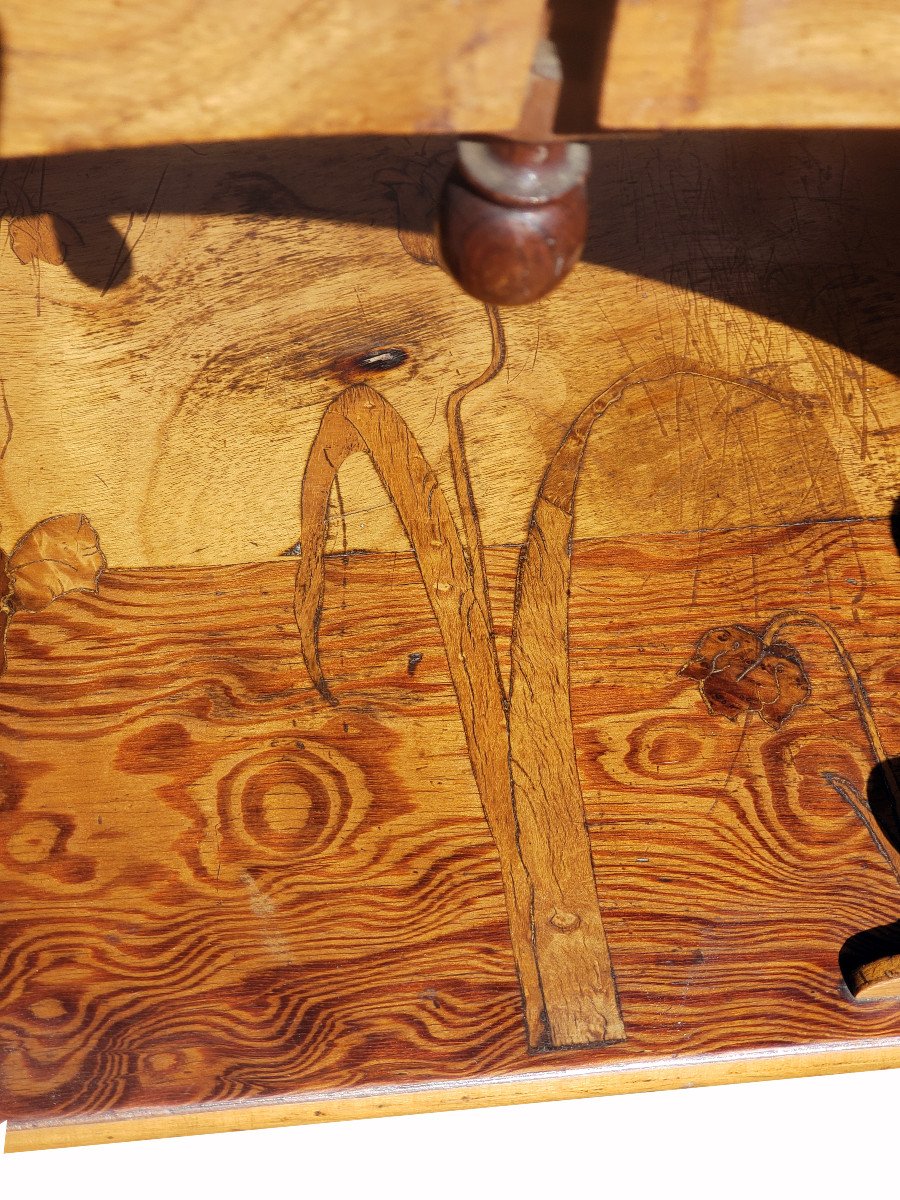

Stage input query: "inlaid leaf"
[
  {"left": 8, "top": 213, "right": 80, "bottom": 267},
  {"left": 679, "top": 624, "right": 761, "bottom": 684},
  {"left": 7, "top": 514, "right": 106, "bottom": 612},
  {"left": 757, "top": 651, "right": 812, "bottom": 727},
  {"left": 681, "top": 623, "right": 810, "bottom": 728},
  {"left": 376, "top": 154, "right": 447, "bottom": 267}
]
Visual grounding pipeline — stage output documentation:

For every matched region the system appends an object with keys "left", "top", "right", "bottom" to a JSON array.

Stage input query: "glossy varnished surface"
[
  {"left": 0, "top": 128, "right": 898, "bottom": 1147},
  {"left": 1, "top": 519, "right": 898, "bottom": 1146}
]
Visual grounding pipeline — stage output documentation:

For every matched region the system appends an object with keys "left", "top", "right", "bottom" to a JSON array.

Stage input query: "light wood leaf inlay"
[{"left": 7, "top": 514, "right": 106, "bottom": 613}]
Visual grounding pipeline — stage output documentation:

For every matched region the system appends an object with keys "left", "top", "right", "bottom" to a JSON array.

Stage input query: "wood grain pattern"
[
  {"left": 600, "top": 0, "right": 900, "bottom": 128},
  {"left": 0, "top": 518, "right": 898, "bottom": 1148},
  {"left": 0, "top": 132, "right": 896, "bottom": 568},
  {"left": 4, "top": 0, "right": 900, "bottom": 152},
  {"left": 0, "top": 0, "right": 545, "bottom": 156},
  {"left": 1, "top": 124, "right": 899, "bottom": 1147}
]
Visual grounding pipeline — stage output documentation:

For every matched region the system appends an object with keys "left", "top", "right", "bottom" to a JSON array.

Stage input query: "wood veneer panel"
[
  {"left": 600, "top": 0, "right": 900, "bottom": 128},
  {"left": 0, "top": 132, "right": 897, "bottom": 568},
  {"left": 0, "top": 121, "right": 898, "bottom": 1151},
  {"left": 0, "top": 1, "right": 545, "bottom": 156},
  {"left": 5, "top": 1, "right": 899, "bottom": 150},
  {"left": 1, "top": 520, "right": 898, "bottom": 1148}
]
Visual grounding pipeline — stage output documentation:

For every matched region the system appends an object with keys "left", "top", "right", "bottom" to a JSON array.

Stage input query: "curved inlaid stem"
[
  {"left": 295, "top": 384, "right": 546, "bottom": 1047},
  {"left": 762, "top": 610, "right": 896, "bottom": 793},
  {"left": 506, "top": 361, "right": 690, "bottom": 1046},
  {"left": 445, "top": 303, "right": 505, "bottom": 669},
  {"left": 762, "top": 609, "right": 900, "bottom": 1000},
  {"left": 503, "top": 359, "right": 835, "bottom": 1041}
]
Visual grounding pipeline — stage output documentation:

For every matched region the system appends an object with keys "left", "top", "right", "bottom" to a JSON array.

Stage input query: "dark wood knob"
[{"left": 438, "top": 138, "right": 589, "bottom": 306}]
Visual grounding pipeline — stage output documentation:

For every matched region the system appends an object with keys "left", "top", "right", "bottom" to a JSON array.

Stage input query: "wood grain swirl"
[
  {"left": 1, "top": 517, "right": 898, "bottom": 1144},
  {"left": 0, "top": 60, "right": 898, "bottom": 1152}
]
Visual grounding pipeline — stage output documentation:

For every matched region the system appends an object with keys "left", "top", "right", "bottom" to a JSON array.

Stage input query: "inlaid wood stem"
[
  {"left": 761, "top": 611, "right": 900, "bottom": 1001},
  {"left": 293, "top": 385, "right": 547, "bottom": 1044},
  {"left": 293, "top": 374, "right": 630, "bottom": 1048},
  {"left": 507, "top": 374, "right": 636, "bottom": 1046},
  {"left": 762, "top": 611, "right": 899, "bottom": 805},
  {"left": 444, "top": 304, "right": 506, "bottom": 647}
]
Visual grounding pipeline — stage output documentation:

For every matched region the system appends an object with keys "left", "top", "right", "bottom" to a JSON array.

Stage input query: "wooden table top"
[{"left": 1, "top": 127, "right": 898, "bottom": 1150}]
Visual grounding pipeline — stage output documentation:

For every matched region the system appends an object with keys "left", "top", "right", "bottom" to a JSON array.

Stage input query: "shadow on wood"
[{"left": 1, "top": 131, "right": 898, "bottom": 378}]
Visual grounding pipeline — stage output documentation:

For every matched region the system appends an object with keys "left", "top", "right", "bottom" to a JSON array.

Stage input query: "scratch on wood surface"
[
  {"left": 0, "top": 379, "right": 12, "bottom": 465},
  {"left": 145, "top": 165, "right": 169, "bottom": 221},
  {"left": 102, "top": 211, "right": 135, "bottom": 295},
  {"left": 101, "top": 167, "right": 169, "bottom": 296}
]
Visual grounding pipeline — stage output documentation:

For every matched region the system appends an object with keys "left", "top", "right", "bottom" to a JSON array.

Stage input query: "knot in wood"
[{"left": 549, "top": 909, "right": 581, "bottom": 933}]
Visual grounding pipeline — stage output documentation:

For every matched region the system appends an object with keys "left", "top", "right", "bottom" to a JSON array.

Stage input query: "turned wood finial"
[{"left": 437, "top": 39, "right": 590, "bottom": 306}]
